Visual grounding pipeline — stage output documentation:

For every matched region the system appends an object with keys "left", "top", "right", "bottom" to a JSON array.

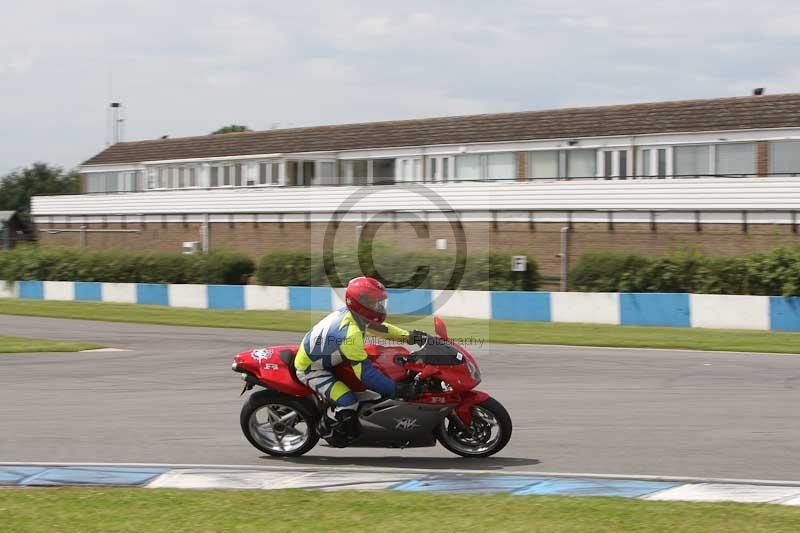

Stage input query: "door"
[
  {"left": 427, "top": 156, "right": 452, "bottom": 183},
  {"left": 598, "top": 149, "right": 631, "bottom": 179}
]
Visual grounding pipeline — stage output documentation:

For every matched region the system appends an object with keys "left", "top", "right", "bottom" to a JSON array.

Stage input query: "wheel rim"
[
  {"left": 248, "top": 403, "right": 310, "bottom": 453},
  {"left": 439, "top": 405, "right": 503, "bottom": 455}
]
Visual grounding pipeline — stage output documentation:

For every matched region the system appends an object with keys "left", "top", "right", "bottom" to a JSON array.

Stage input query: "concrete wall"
[{"left": 4, "top": 280, "right": 800, "bottom": 332}]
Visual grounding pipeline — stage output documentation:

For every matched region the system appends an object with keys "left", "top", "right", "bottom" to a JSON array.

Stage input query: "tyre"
[
  {"left": 240, "top": 390, "right": 320, "bottom": 457},
  {"left": 436, "top": 397, "right": 512, "bottom": 458}
]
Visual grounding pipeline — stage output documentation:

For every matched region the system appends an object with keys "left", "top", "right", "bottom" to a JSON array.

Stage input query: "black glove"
[
  {"left": 407, "top": 330, "right": 428, "bottom": 347},
  {"left": 395, "top": 380, "right": 421, "bottom": 401}
]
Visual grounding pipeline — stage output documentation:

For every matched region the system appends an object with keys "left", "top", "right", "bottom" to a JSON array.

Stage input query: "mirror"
[{"left": 433, "top": 316, "right": 448, "bottom": 340}]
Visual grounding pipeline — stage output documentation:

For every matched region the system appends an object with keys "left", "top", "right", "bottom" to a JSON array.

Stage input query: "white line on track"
[{"left": 513, "top": 343, "right": 800, "bottom": 356}]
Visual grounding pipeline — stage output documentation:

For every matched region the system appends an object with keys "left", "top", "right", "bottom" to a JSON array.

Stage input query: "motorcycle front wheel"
[
  {"left": 240, "top": 390, "right": 320, "bottom": 457},
  {"left": 436, "top": 397, "right": 512, "bottom": 458}
]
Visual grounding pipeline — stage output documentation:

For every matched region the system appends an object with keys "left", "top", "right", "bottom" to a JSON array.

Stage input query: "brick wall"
[
  {"left": 757, "top": 141, "right": 769, "bottom": 176},
  {"left": 36, "top": 218, "right": 800, "bottom": 288},
  {"left": 515, "top": 152, "right": 528, "bottom": 181}
]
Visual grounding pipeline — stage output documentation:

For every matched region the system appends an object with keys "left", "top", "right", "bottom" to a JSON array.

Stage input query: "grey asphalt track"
[{"left": 1, "top": 314, "right": 799, "bottom": 480}]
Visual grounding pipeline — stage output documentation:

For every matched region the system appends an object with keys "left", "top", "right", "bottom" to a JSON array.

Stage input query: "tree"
[
  {"left": 0, "top": 163, "right": 80, "bottom": 225},
  {"left": 211, "top": 124, "right": 251, "bottom": 134}
]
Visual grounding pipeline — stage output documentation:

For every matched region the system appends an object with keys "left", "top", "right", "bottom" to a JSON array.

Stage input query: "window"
[
  {"left": 342, "top": 160, "right": 369, "bottom": 185},
  {"left": 454, "top": 154, "right": 480, "bottom": 180},
  {"left": 302, "top": 161, "right": 315, "bottom": 185},
  {"left": 271, "top": 162, "right": 280, "bottom": 185},
  {"left": 121, "top": 171, "right": 137, "bottom": 191},
  {"left": 639, "top": 149, "right": 651, "bottom": 177},
  {"left": 397, "top": 158, "right": 422, "bottom": 181},
  {"left": 286, "top": 161, "right": 299, "bottom": 186},
  {"left": 207, "top": 162, "right": 245, "bottom": 187},
  {"left": 637, "top": 147, "right": 671, "bottom": 178},
  {"left": 486, "top": 153, "right": 514, "bottom": 180},
  {"left": 656, "top": 149, "right": 667, "bottom": 177},
  {"left": 716, "top": 143, "right": 755, "bottom": 176},
  {"left": 454, "top": 153, "right": 515, "bottom": 180},
  {"left": 527, "top": 149, "right": 596, "bottom": 179},
  {"left": 602, "top": 151, "right": 613, "bottom": 177},
  {"left": 257, "top": 161, "right": 282, "bottom": 185},
  {"left": 770, "top": 141, "right": 800, "bottom": 175},
  {"left": 620, "top": 151, "right": 629, "bottom": 177},
  {"left": 529, "top": 151, "right": 559, "bottom": 179},
  {"left": 85, "top": 171, "right": 139, "bottom": 193},
  {"left": 566, "top": 150, "right": 596, "bottom": 178},
  {"left": 372, "top": 159, "right": 395, "bottom": 185},
  {"left": 674, "top": 145, "right": 711, "bottom": 177},
  {"left": 318, "top": 161, "right": 337, "bottom": 185},
  {"left": 85, "top": 173, "right": 103, "bottom": 193}
]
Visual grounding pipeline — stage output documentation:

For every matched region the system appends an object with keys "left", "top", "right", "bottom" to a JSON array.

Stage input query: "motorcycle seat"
[{"left": 278, "top": 348, "right": 299, "bottom": 380}]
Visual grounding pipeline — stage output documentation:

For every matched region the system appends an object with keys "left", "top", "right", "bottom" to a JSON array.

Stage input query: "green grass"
[
  {"left": 2, "top": 297, "right": 800, "bottom": 354},
  {"left": 1, "top": 488, "right": 799, "bottom": 532},
  {"left": 0, "top": 335, "right": 101, "bottom": 353}
]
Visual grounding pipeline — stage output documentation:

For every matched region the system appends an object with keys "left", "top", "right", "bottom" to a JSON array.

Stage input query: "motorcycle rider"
[{"left": 293, "top": 276, "right": 427, "bottom": 443}]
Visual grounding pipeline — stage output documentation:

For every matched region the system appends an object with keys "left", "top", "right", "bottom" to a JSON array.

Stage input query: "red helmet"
[{"left": 345, "top": 277, "right": 388, "bottom": 324}]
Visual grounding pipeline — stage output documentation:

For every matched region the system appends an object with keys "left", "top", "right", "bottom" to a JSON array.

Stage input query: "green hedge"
[
  {"left": 0, "top": 247, "right": 254, "bottom": 285},
  {"left": 256, "top": 243, "right": 539, "bottom": 291},
  {"left": 569, "top": 248, "right": 800, "bottom": 296}
]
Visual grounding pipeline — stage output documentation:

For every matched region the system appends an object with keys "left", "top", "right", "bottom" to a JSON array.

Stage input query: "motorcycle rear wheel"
[
  {"left": 240, "top": 390, "right": 320, "bottom": 457},
  {"left": 436, "top": 397, "right": 512, "bottom": 458}
]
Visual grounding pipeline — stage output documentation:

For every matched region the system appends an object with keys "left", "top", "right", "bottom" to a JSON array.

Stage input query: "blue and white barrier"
[{"left": 3, "top": 280, "right": 800, "bottom": 331}]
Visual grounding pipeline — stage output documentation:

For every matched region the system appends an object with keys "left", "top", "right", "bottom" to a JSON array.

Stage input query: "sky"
[{"left": 1, "top": 0, "right": 799, "bottom": 174}]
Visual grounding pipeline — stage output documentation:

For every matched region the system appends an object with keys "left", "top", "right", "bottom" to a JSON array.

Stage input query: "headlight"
[{"left": 467, "top": 360, "right": 481, "bottom": 381}]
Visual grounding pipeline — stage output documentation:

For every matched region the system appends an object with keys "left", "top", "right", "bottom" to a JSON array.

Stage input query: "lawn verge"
[
  {"left": 1, "top": 298, "right": 799, "bottom": 353},
  {"left": 1, "top": 488, "right": 799, "bottom": 532},
  {"left": 0, "top": 335, "right": 102, "bottom": 354}
]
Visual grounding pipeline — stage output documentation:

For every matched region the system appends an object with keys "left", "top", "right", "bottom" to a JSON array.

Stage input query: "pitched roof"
[
  {"left": 0, "top": 211, "right": 17, "bottom": 224},
  {"left": 84, "top": 93, "right": 800, "bottom": 166}
]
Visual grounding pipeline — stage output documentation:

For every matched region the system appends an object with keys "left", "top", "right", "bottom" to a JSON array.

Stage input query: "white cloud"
[
  {"left": 0, "top": 0, "right": 799, "bottom": 173},
  {"left": 355, "top": 16, "right": 392, "bottom": 36}
]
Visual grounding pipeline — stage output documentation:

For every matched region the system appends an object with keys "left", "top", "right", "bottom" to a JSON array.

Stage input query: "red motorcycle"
[{"left": 231, "top": 317, "right": 512, "bottom": 458}]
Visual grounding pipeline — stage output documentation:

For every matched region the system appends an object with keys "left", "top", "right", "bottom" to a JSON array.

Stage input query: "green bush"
[
  {"left": 0, "top": 246, "right": 254, "bottom": 285},
  {"left": 255, "top": 251, "right": 326, "bottom": 287},
  {"left": 567, "top": 251, "right": 652, "bottom": 292},
  {"left": 256, "top": 244, "right": 540, "bottom": 291},
  {"left": 569, "top": 248, "right": 800, "bottom": 296}
]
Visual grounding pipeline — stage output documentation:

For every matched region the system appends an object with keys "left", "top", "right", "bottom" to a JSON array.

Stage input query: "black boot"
[{"left": 322, "top": 410, "right": 359, "bottom": 447}]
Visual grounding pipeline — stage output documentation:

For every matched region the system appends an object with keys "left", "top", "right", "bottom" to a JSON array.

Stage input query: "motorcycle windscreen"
[{"left": 414, "top": 341, "right": 465, "bottom": 365}]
